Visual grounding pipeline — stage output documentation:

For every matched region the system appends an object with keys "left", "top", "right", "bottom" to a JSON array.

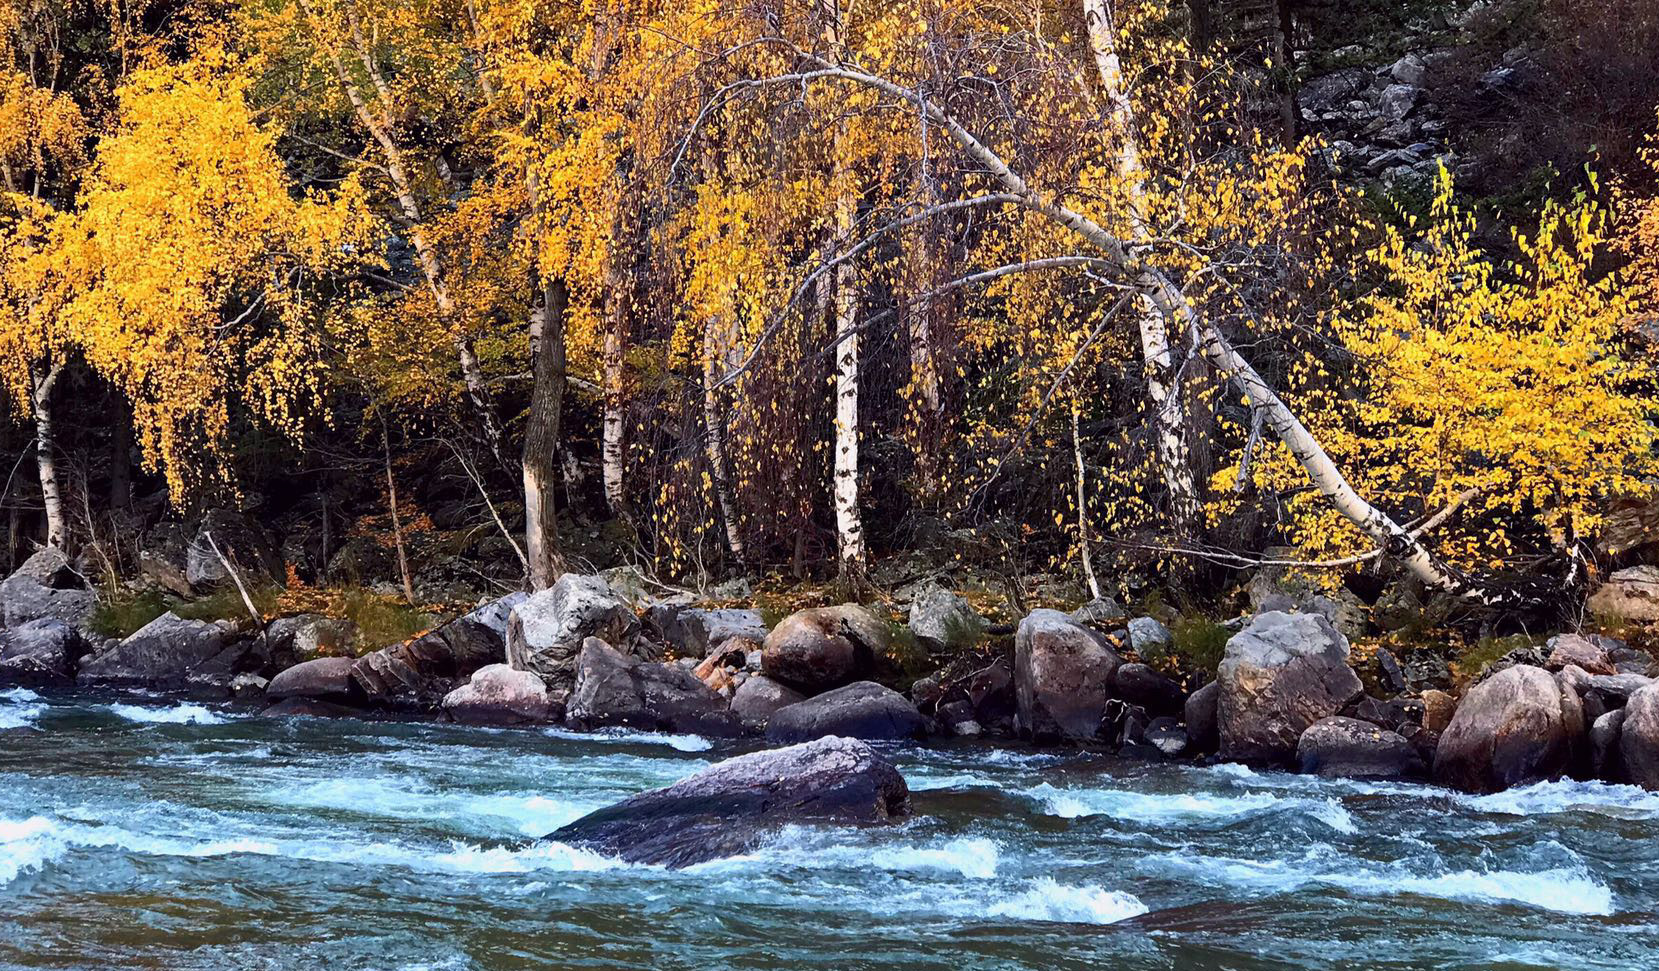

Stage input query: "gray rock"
[
  {"left": 1591, "top": 709, "right": 1625, "bottom": 781},
  {"left": 1434, "top": 665, "right": 1586, "bottom": 793},
  {"left": 1300, "top": 68, "right": 1371, "bottom": 114},
  {"left": 267, "top": 657, "right": 360, "bottom": 703},
  {"left": 1217, "top": 612, "right": 1364, "bottom": 766},
  {"left": 729, "top": 675, "right": 806, "bottom": 734},
  {"left": 567, "top": 638, "right": 741, "bottom": 737},
  {"left": 647, "top": 607, "right": 768, "bottom": 657},
  {"left": 442, "top": 663, "right": 553, "bottom": 725},
  {"left": 1145, "top": 717, "right": 1189, "bottom": 757},
  {"left": 1014, "top": 608, "right": 1121, "bottom": 742},
  {"left": 1390, "top": 53, "right": 1428, "bottom": 86},
  {"left": 1069, "top": 597, "right": 1127, "bottom": 628},
  {"left": 1127, "top": 616, "right": 1173, "bottom": 656},
  {"left": 185, "top": 509, "right": 282, "bottom": 590},
  {"left": 264, "top": 614, "right": 358, "bottom": 660},
  {"left": 0, "top": 574, "right": 95, "bottom": 633},
  {"left": 1621, "top": 684, "right": 1659, "bottom": 790},
  {"left": 0, "top": 618, "right": 81, "bottom": 684},
  {"left": 1297, "top": 716, "right": 1424, "bottom": 779},
  {"left": 766, "top": 681, "right": 928, "bottom": 745},
  {"left": 1377, "top": 648, "right": 1410, "bottom": 694},
  {"left": 1588, "top": 566, "right": 1659, "bottom": 623},
  {"left": 1547, "top": 634, "right": 1616, "bottom": 676},
  {"left": 1184, "top": 681, "right": 1220, "bottom": 754},
  {"left": 76, "top": 612, "right": 232, "bottom": 688},
  {"left": 1378, "top": 83, "right": 1420, "bottom": 121},
  {"left": 761, "top": 605, "right": 889, "bottom": 693},
  {"left": 507, "top": 576, "right": 639, "bottom": 685},
  {"left": 549, "top": 736, "right": 910, "bottom": 867},
  {"left": 907, "top": 589, "right": 987, "bottom": 651},
  {"left": 351, "top": 592, "right": 526, "bottom": 709},
  {"left": 1110, "top": 662, "right": 1185, "bottom": 715}
]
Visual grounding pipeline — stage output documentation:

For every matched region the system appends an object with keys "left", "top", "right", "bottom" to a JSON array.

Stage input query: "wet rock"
[
  {"left": 260, "top": 697, "right": 361, "bottom": 719},
  {"left": 1145, "top": 717, "right": 1189, "bottom": 757},
  {"left": 76, "top": 613, "right": 233, "bottom": 689},
  {"left": 907, "top": 588, "right": 987, "bottom": 652},
  {"left": 352, "top": 592, "right": 526, "bottom": 709},
  {"left": 1587, "top": 566, "right": 1659, "bottom": 623},
  {"left": 1217, "top": 612, "right": 1364, "bottom": 766},
  {"left": 646, "top": 606, "right": 768, "bottom": 657},
  {"left": 1013, "top": 609, "right": 1121, "bottom": 743},
  {"left": 267, "top": 656, "right": 361, "bottom": 703},
  {"left": 507, "top": 576, "right": 641, "bottom": 686},
  {"left": 442, "top": 663, "right": 553, "bottom": 725},
  {"left": 766, "top": 681, "right": 928, "bottom": 745},
  {"left": 1433, "top": 665, "right": 1586, "bottom": 793},
  {"left": 1184, "top": 681, "right": 1220, "bottom": 754},
  {"left": 1127, "top": 617, "right": 1173, "bottom": 657},
  {"left": 761, "top": 605, "right": 889, "bottom": 693},
  {"left": 0, "top": 618, "right": 81, "bottom": 685},
  {"left": 567, "top": 638, "right": 741, "bottom": 737},
  {"left": 730, "top": 674, "right": 807, "bottom": 733},
  {"left": 549, "top": 736, "right": 910, "bottom": 867},
  {"left": 1298, "top": 716, "right": 1424, "bottom": 779},
  {"left": 1110, "top": 662, "right": 1185, "bottom": 715},
  {"left": 1546, "top": 634, "right": 1616, "bottom": 676},
  {"left": 1621, "top": 684, "right": 1659, "bottom": 789},
  {"left": 1591, "top": 709, "right": 1626, "bottom": 781}
]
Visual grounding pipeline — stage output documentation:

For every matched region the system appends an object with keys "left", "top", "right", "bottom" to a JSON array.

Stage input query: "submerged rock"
[
  {"left": 507, "top": 576, "right": 640, "bottom": 686},
  {"left": 442, "top": 663, "right": 554, "bottom": 725},
  {"left": 1217, "top": 612, "right": 1363, "bottom": 765},
  {"left": 761, "top": 605, "right": 889, "bottom": 693},
  {"left": 1297, "top": 715, "right": 1424, "bottom": 779},
  {"left": 1433, "top": 665, "right": 1585, "bottom": 793},
  {"left": 566, "top": 638, "right": 741, "bottom": 737},
  {"left": 549, "top": 736, "right": 910, "bottom": 867},
  {"left": 765, "top": 681, "right": 927, "bottom": 744},
  {"left": 1014, "top": 609, "right": 1120, "bottom": 742}
]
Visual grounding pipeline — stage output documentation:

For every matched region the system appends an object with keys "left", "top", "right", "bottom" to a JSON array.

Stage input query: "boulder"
[
  {"left": 730, "top": 674, "right": 807, "bottom": 733},
  {"left": 1421, "top": 689, "right": 1456, "bottom": 733},
  {"left": 765, "top": 681, "right": 928, "bottom": 745},
  {"left": 1145, "top": 717, "right": 1189, "bottom": 757},
  {"left": 966, "top": 658, "right": 1017, "bottom": 731},
  {"left": 184, "top": 509, "right": 283, "bottom": 590},
  {"left": 1590, "top": 709, "right": 1625, "bottom": 781},
  {"left": 1014, "top": 608, "right": 1121, "bottom": 742},
  {"left": 1556, "top": 665, "right": 1654, "bottom": 721},
  {"left": 1069, "top": 597, "right": 1127, "bottom": 629},
  {"left": 1297, "top": 716, "right": 1424, "bottom": 779},
  {"left": 549, "top": 736, "right": 910, "bottom": 867},
  {"left": 1110, "top": 662, "right": 1185, "bottom": 715},
  {"left": 1216, "top": 612, "right": 1364, "bottom": 765},
  {"left": 1587, "top": 566, "right": 1659, "bottom": 623},
  {"left": 76, "top": 613, "right": 232, "bottom": 688},
  {"left": 0, "top": 573, "right": 95, "bottom": 633},
  {"left": 266, "top": 656, "right": 361, "bottom": 703},
  {"left": 1621, "top": 684, "right": 1659, "bottom": 789},
  {"left": 566, "top": 638, "right": 741, "bottom": 737},
  {"left": 1376, "top": 648, "right": 1410, "bottom": 694},
  {"left": 352, "top": 592, "right": 526, "bottom": 708},
  {"left": 507, "top": 576, "right": 640, "bottom": 685},
  {"left": 1184, "top": 680, "right": 1220, "bottom": 754},
  {"left": 1127, "top": 616, "right": 1173, "bottom": 657},
  {"left": 264, "top": 614, "right": 359, "bottom": 661},
  {"left": 646, "top": 606, "right": 768, "bottom": 657},
  {"left": 1546, "top": 634, "right": 1616, "bottom": 676},
  {"left": 907, "top": 589, "right": 987, "bottom": 651},
  {"left": 442, "top": 664, "right": 554, "bottom": 725},
  {"left": 7, "top": 547, "right": 78, "bottom": 586},
  {"left": 761, "top": 604, "right": 889, "bottom": 693},
  {"left": 0, "top": 618, "right": 81, "bottom": 684},
  {"left": 1433, "top": 665, "right": 1586, "bottom": 793}
]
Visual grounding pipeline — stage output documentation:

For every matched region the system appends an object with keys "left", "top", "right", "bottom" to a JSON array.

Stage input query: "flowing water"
[{"left": 3, "top": 687, "right": 1657, "bottom": 970}]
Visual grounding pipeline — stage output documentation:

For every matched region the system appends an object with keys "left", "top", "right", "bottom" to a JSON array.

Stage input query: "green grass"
[
  {"left": 1165, "top": 616, "right": 1232, "bottom": 675},
  {"left": 88, "top": 589, "right": 172, "bottom": 639}
]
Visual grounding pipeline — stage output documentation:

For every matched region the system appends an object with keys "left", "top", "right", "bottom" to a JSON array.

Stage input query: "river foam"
[
  {"left": 982, "top": 878, "right": 1149, "bottom": 924},
  {"left": 1028, "top": 781, "right": 1357, "bottom": 834},
  {"left": 543, "top": 727, "right": 713, "bottom": 752},
  {"left": 106, "top": 702, "right": 230, "bottom": 725},
  {"left": 0, "top": 687, "right": 44, "bottom": 730}
]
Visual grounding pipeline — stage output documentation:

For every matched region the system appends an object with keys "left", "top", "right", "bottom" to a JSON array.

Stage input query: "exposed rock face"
[
  {"left": 442, "top": 664, "right": 553, "bottom": 725},
  {"left": 0, "top": 618, "right": 81, "bottom": 684},
  {"left": 0, "top": 557, "right": 96, "bottom": 632},
  {"left": 266, "top": 657, "right": 360, "bottom": 703},
  {"left": 1183, "top": 681, "right": 1220, "bottom": 754},
  {"left": 729, "top": 675, "right": 806, "bottom": 733},
  {"left": 1110, "top": 662, "right": 1185, "bottom": 716},
  {"left": 184, "top": 509, "right": 283, "bottom": 590},
  {"left": 549, "top": 736, "right": 910, "bottom": 867},
  {"left": 1433, "top": 665, "right": 1586, "bottom": 794},
  {"left": 264, "top": 614, "right": 359, "bottom": 661},
  {"left": 647, "top": 606, "right": 768, "bottom": 658},
  {"left": 765, "top": 681, "right": 928, "bottom": 745},
  {"left": 1014, "top": 608, "right": 1120, "bottom": 742},
  {"left": 1216, "top": 612, "right": 1364, "bottom": 765},
  {"left": 1127, "top": 617, "right": 1173, "bottom": 657},
  {"left": 1591, "top": 709, "right": 1626, "bottom": 781},
  {"left": 1588, "top": 566, "right": 1659, "bottom": 623},
  {"left": 1297, "top": 716, "right": 1424, "bottom": 779},
  {"left": 352, "top": 592, "right": 526, "bottom": 709},
  {"left": 76, "top": 613, "right": 233, "bottom": 688},
  {"left": 1621, "top": 684, "right": 1659, "bottom": 789},
  {"left": 507, "top": 576, "right": 640, "bottom": 685},
  {"left": 1546, "top": 634, "right": 1617, "bottom": 676},
  {"left": 566, "top": 638, "right": 741, "bottom": 737},
  {"left": 907, "top": 589, "right": 987, "bottom": 652},
  {"left": 761, "top": 605, "right": 889, "bottom": 693},
  {"left": 1420, "top": 689, "right": 1457, "bottom": 733}
]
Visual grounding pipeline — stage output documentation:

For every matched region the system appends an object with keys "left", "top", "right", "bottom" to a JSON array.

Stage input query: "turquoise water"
[{"left": 2, "top": 686, "right": 1657, "bottom": 970}]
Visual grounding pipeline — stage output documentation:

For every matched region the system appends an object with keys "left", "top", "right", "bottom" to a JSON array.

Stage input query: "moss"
[
  {"left": 326, "top": 587, "right": 438, "bottom": 652},
  {"left": 171, "top": 585, "right": 283, "bottom": 626},
  {"left": 1449, "top": 633, "right": 1545, "bottom": 688}
]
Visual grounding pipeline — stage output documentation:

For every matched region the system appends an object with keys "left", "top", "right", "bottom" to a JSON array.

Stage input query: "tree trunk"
[
  {"left": 31, "top": 364, "right": 65, "bottom": 550},
  {"left": 601, "top": 291, "right": 627, "bottom": 514},
  {"left": 523, "top": 278, "right": 569, "bottom": 590},
  {"left": 831, "top": 191, "right": 865, "bottom": 575},
  {"left": 1274, "top": 0, "right": 1300, "bottom": 148},
  {"left": 380, "top": 421, "right": 416, "bottom": 605},
  {"left": 703, "top": 316, "right": 748, "bottom": 566},
  {"left": 1072, "top": 401, "right": 1103, "bottom": 600},
  {"left": 109, "top": 393, "right": 132, "bottom": 510}
]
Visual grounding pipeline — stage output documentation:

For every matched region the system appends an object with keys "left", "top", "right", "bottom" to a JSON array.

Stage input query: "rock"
[
  {"left": 8, "top": 548, "right": 78, "bottom": 586},
  {"left": 352, "top": 592, "right": 526, "bottom": 709},
  {"left": 1297, "top": 716, "right": 1424, "bottom": 779},
  {"left": 1433, "top": 665, "right": 1586, "bottom": 793},
  {"left": 184, "top": 509, "right": 283, "bottom": 590},
  {"left": 1069, "top": 597, "right": 1127, "bottom": 628},
  {"left": 907, "top": 589, "right": 987, "bottom": 651},
  {"left": 1300, "top": 68, "right": 1371, "bottom": 114},
  {"left": 76, "top": 613, "right": 232, "bottom": 688},
  {"left": 1217, "top": 612, "right": 1364, "bottom": 765},
  {"left": 1127, "top": 616, "right": 1173, "bottom": 657},
  {"left": 1184, "top": 681, "right": 1220, "bottom": 754},
  {"left": 1591, "top": 709, "right": 1625, "bottom": 781},
  {"left": 567, "top": 638, "right": 741, "bottom": 737},
  {"left": 1390, "top": 53, "right": 1428, "bottom": 86},
  {"left": 0, "top": 618, "right": 81, "bottom": 684},
  {"left": 936, "top": 699, "right": 979, "bottom": 735},
  {"left": 1621, "top": 684, "right": 1659, "bottom": 789},
  {"left": 264, "top": 614, "right": 359, "bottom": 660},
  {"left": 260, "top": 697, "right": 361, "bottom": 719},
  {"left": 266, "top": 657, "right": 361, "bottom": 703},
  {"left": 1546, "top": 634, "right": 1616, "bottom": 676},
  {"left": 967, "top": 658, "right": 1017, "bottom": 731},
  {"left": 442, "top": 664, "right": 553, "bottom": 725},
  {"left": 730, "top": 675, "right": 807, "bottom": 733},
  {"left": 1556, "top": 665, "right": 1653, "bottom": 722},
  {"left": 507, "top": 575, "right": 641, "bottom": 685},
  {"left": 646, "top": 606, "right": 768, "bottom": 658},
  {"left": 761, "top": 605, "right": 889, "bottom": 693},
  {"left": 1145, "top": 717, "right": 1189, "bottom": 757},
  {"left": 1343, "top": 695, "right": 1424, "bottom": 733},
  {"left": 766, "top": 681, "right": 928, "bottom": 745},
  {"left": 1420, "top": 689, "right": 1456, "bottom": 733},
  {"left": 1110, "top": 662, "right": 1185, "bottom": 715},
  {"left": 549, "top": 736, "right": 910, "bottom": 867},
  {"left": 1587, "top": 566, "right": 1659, "bottom": 623},
  {"left": 1376, "top": 648, "right": 1410, "bottom": 694},
  {"left": 1598, "top": 496, "right": 1659, "bottom": 561},
  {"left": 0, "top": 573, "right": 95, "bottom": 633},
  {"left": 1013, "top": 608, "right": 1121, "bottom": 742}
]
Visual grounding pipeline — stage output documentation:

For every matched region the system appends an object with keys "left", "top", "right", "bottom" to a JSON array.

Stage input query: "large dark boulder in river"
[
  {"left": 1014, "top": 608, "right": 1120, "bottom": 742},
  {"left": 549, "top": 736, "right": 910, "bottom": 867},
  {"left": 1620, "top": 683, "right": 1659, "bottom": 789},
  {"left": 567, "top": 638, "right": 741, "bottom": 737},
  {"left": 1184, "top": 680, "right": 1220, "bottom": 754},
  {"left": 1297, "top": 715, "right": 1424, "bottom": 779},
  {"left": 76, "top": 612, "right": 234, "bottom": 688},
  {"left": 1433, "top": 664, "right": 1586, "bottom": 793},
  {"left": 765, "top": 681, "right": 928, "bottom": 744},
  {"left": 730, "top": 674, "right": 806, "bottom": 733},
  {"left": 352, "top": 593, "right": 525, "bottom": 708},
  {"left": 1111, "top": 662, "right": 1185, "bottom": 715},
  {"left": 761, "top": 605, "right": 889, "bottom": 693},
  {"left": 442, "top": 663, "right": 554, "bottom": 725},
  {"left": 0, "top": 618, "right": 81, "bottom": 685},
  {"left": 1217, "top": 612, "right": 1364, "bottom": 765},
  {"left": 267, "top": 656, "right": 361, "bottom": 703},
  {"left": 507, "top": 576, "right": 640, "bottom": 686}
]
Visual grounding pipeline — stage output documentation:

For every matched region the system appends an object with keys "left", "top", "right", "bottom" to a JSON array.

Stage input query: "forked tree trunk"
[
  {"left": 31, "top": 363, "right": 64, "bottom": 550},
  {"left": 523, "top": 277, "right": 569, "bottom": 590}
]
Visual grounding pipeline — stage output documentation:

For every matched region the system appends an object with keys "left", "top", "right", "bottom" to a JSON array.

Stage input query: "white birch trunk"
[
  {"left": 31, "top": 364, "right": 64, "bottom": 550},
  {"left": 831, "top": 185, "right": 866, "bottom": 573},
  {"left": 703, "top": 316, "right": 748, "bottom": 564}
]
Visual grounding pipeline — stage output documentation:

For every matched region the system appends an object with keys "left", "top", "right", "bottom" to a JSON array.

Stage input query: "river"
[{"left": 2, "top": 687, "right": 1656, "bottom": 969}]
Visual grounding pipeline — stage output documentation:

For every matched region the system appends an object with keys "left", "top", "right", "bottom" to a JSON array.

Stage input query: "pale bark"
[
  {"left": 823, "top": 0, "right": 866, "bottom": 576},
  {"left": 702, "top": 316, "right": 747, "bottom": 565},
  {"left": 1072, "top": 402, "right": 1103, "bottom": 600},
  {"left": 523, "top": 276, "right": 569, "bottom": 590},
  {"left": 30, "top": 363, "right": 64, "bottom": 550},
  {"left": 601, "top": 287, "right": 627, "bottom": 514}
]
